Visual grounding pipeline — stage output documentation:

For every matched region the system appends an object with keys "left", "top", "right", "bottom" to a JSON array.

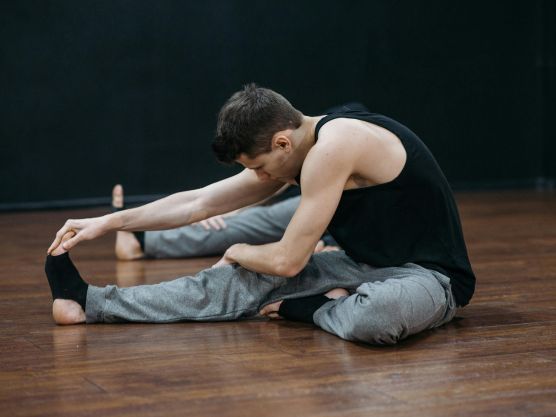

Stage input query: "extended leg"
[
  {"left": 144, "top": 196, "right": 300, "bottom": 258},
  {"left": 86, "top": 250, "right": 375, "bottom": 323},
  {"left": 46, "top": 250, "right": 373, "bottom": 325}
]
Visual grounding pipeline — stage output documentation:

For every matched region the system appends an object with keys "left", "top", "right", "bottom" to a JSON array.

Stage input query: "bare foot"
[
  {"left": 324, "top": 288, "right": 349, "bottom": 299},
  {"left": 52, "top": 299, "right": 86, "bottom": 325},
  {"left": 113, "top": 184, "right": 144, "bottom": 261},
  {"left": 49, "top": 232, "right": 86, "bottom": 325}
]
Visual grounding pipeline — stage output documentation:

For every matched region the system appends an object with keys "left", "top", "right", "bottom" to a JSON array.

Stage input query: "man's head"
[{"left": 212, "top": 84, "right": 304, "bottom": 181}]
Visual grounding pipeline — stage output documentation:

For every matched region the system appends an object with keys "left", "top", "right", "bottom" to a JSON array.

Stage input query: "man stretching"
[{"left": 45, "top": 84, "right": 475, "bottom": 345}]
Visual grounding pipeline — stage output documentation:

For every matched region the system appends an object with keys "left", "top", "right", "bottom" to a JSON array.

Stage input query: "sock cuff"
[
  {"left": 111, "top": 205, "right": 144, "bottom": 251},
  {"left": 278, "top": 294, "right": 331, "bottom": 324},
  {"left": 133, "top": 231, "right": 145, "bottom": 251}
]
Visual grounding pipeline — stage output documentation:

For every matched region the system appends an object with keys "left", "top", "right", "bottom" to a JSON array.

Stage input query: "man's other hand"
[
  {"left": 194, "top": 215, "right": 227, "bottom": 231},
  {"left": 211, "top": 244, "right": 242, "bottom": 268},
  {"left": 313, "top": 240, "right": 341, "bottom": 253}
]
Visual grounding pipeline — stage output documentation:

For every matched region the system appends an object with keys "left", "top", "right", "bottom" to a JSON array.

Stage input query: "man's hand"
[
  {"left": 211, "top": 243, "right": 244, "bottom": 268},
  {"left": 313, "top": 240, "right": 341, "bottom": 253},
  {"left": 47, "top": 216, "right": 111, "bottom": 254},
  {"left": 194, "top": 215, "right": 227, "bottom": 231}
]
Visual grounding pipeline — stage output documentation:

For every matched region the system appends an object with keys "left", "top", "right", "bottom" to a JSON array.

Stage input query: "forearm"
[
  {"left": 226, "top": 242, "right": 303, "bottom": 277},
  {"left": 222, "top": 183, "right": 291, "bottom": 217},
  {"left": 108, "top": 189, "right": 207, "bottom": 232}
]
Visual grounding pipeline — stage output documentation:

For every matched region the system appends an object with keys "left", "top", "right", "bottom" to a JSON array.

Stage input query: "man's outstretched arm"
[{"left": 48, "top": 169, "right": 284, "bottom": 254}]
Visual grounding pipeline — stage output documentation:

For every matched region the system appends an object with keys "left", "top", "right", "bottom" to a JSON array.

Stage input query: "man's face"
[{"left": 236, "top": 136, "right": 299, "bottom": 184}]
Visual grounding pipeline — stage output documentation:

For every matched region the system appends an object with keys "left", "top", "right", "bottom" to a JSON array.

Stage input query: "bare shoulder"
[
  {"left": 308, "top": 117, "right": 407, "bottom": 188},
  {"left": 317, "top": 117, "right": 381, "bottom": 146},
  {"left": 300, "top": 125, "right": 356, "bottom": 191},
  {"left": 307, "top": 117, "right": 380, "bottom": 168}
]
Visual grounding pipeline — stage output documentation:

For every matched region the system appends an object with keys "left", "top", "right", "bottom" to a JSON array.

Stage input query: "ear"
[{"left": 273, "top": 133, "right": 292, "bottom": 152}]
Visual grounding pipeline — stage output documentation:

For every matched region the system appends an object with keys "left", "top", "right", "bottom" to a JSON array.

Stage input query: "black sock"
[
  {"left": 45, "top": 252, "right": 88, "bottom": 311},
  {"left": 112, "top": 205, "right": 145, "bottom": 251},
  {"left": 278, "top": 294, "right": 332, "bottom": 324},
  {"left": 133, "top": 231, "right": 145, "bottom": 251}
]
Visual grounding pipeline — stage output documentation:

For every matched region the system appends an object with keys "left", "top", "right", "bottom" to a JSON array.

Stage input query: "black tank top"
[{"left": 304, "top": 107, "right": 476, "bottom": 307}]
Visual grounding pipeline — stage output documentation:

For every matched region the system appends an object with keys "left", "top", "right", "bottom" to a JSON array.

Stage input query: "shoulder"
[
  {"left": 318, "top": 117, "right": 369, "bottom": 140},
  {"left": 303, "top": 116, "right": 405, "bottom": 188},
  {"left": 309, "top": 117, "right": 379, "bottom": 164},
  {"left": 299, "top": 124, "right": 356, "bottom": 190}
]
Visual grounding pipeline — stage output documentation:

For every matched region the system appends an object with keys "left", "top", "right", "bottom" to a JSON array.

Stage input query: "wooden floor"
[{"left": 1, "top": 190, "right": 555, "bottom": 417}]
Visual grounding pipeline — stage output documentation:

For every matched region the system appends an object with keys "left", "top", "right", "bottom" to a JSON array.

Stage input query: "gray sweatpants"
[
  {"left": 86, "top": 250, "right": 457, "bottom": 345},
  {"left": 144, "top": 197, "right": 299, "bottom": 258}
]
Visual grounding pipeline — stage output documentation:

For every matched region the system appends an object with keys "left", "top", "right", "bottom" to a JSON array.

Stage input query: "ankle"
[{"left": 115, "top": 231, "right": 144, "bottom": 260}]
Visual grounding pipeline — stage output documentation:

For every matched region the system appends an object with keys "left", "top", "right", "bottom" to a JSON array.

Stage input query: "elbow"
[
  {"left": 272, "top": 243, "right": 312, "bottom": 278},
  {"left": 274, "top": 257, "right": 305, "bottom": 278}
]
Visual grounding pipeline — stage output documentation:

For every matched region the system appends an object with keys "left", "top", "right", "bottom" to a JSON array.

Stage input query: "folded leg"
[{"left": 312, "top": 264, "right": 457, "bottom": 344}]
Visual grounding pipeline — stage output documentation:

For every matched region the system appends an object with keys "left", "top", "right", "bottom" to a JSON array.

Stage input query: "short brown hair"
[{"left": 212, "top": 83, "right": 303, "bottom": 163}]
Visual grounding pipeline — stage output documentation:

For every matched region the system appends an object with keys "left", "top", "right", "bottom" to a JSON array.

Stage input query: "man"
[
  {"left": 45, "top": 84, "right": 475, "bottom": 345},
  {"left": 114, "top": 101, "right": 355, "bottom": 261}
]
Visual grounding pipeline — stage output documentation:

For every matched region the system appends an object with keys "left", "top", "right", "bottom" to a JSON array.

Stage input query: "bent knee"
[
  {"left": 347, "top": 293, "right": 408, "bottom": 345},
  {"left": 349, "top": 315, "right": 406, "bottom": 345}
]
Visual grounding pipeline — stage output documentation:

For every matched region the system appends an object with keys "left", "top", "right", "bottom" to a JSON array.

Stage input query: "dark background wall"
[{"left": 1, "top": 0, "right": 554, "bottom": 210}]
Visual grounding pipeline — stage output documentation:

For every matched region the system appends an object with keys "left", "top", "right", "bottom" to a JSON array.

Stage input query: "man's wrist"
[{"left": 104, "top": 212, "right": 123, "bottom": 232}]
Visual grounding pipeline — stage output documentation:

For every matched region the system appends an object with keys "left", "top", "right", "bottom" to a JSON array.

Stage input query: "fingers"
[
  {"left": 313, "top": 241, "right": 341, "bottom": 254},
  {"left": 50, "top": 231, "right": 76, "bottom": 256},
  {"left": 200, "top": 216, "right": 227, "bottom": 230},
  {"left": 47, "top": 217, "right": 104, "bottom": 254},
  {"left": 313, "top": 240, "right": 325, "bottom": 253},
  {"left": 62, "top": 232, "right": 82, "bottom": 251},
  {"left": 47, "top": 237, "right": 61, "bottom": 255},
  {"left": 322, "top": 245, "right": 341, "bottom": 252},
  {"left": 47, "top": 221, "right": 74, "bottom": 254},
  {"left": 211, "top": 255, "right": 228, "bottom": 268},
  {"left": 214, "top": 216, "right": 227, "bottom": 229}
]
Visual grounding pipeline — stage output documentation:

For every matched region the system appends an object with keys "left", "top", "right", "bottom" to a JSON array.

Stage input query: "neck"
[{"left": 292, "top": 115, "right": 323, "bottom": 159}]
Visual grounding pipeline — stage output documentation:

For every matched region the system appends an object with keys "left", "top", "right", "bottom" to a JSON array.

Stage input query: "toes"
[
  {"left": 325, "top": 288, "right": 349, "bottom": 299},
  {"left": 112, "top": 184, "right": 124, "bottom": 208}
]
